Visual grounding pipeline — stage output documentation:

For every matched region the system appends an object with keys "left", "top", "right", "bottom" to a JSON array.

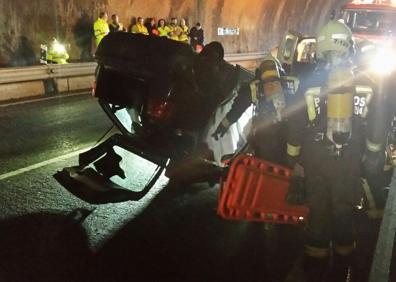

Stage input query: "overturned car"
[{"left": 54, "top": 32, "right": 254, "bottom": 204}]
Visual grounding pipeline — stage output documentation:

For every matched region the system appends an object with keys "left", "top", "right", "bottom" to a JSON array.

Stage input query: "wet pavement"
[{"left": 0, "top": 94, "right": 394, "bottom": 282}]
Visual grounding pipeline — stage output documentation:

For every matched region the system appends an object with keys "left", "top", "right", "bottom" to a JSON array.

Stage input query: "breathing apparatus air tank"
[
  {"left": 326, "top": 66, "right": 354, "bottom": 156},
  {"left": 258, "top": 57, "right": 286, "bottom": 122}
]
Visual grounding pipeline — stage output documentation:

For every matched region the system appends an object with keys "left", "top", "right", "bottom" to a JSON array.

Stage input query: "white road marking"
[
  {"left": 0, "top": 91, "right": 90, "bottom": 108},
  {"left": 0, "top": 147, "right": 90, "bottom": 181}
]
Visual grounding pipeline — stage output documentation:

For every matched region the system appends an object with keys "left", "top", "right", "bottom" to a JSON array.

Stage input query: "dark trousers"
[
  {"left": 364, "top": 167, "right": 393, "bottom": 210},
  {"left": 250, "top": 121, "right": 286, "bottom": 165},
  {"left": 301, "top": 138, "right": 362, "bottom": 250}
]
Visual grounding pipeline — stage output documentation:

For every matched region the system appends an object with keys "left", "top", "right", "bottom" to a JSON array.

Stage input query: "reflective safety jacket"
[
  {"left": 131, "top": 23, "right": 149, "bottom": 35},
  {"left": 47, "top": 46, "right": 69, "bottom": 64},
  {"left": 286, "top": 66, "right": 375, "bottom": 163},
  {"left": 168, "top": 24, "right": 182, "bottom": 41},
  {"left": 158, "top": 26, "right": 170, "bottom": 37},
  {"left": 179, "top": 25, "right": 189, "bottom": 43},
  {"left": 167, "top": 24, "right": 176, "bottom": 33},
  {"left": 94, "top": 18, "right": 110, "bottom": 46}
]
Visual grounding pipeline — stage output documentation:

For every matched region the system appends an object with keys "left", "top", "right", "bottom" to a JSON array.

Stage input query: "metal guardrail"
[
  {"left": 225, "top": 52, "right": 267, "bottom": 62},
  {"left": 0, "top": 62, "right": 97, "bottom": 84},
  {"left": 0, "top": 53, "right": 266, "bottom": 85}
]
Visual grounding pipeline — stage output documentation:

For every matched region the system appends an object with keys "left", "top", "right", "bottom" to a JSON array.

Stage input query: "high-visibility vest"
[
  {"left": 47, "top": 47, "right": 69, "bottom": 64},
  {"left": 167, "top": 24, "right": 180, "bottom": 41},
  {"left": 131, "top": 23, "right": 149, "bottom": 35},
  {"left": 167, "top": 24, "right": 176, "bottom": 33},
  {"left": 93, "top": 18, "right": 109, "bottom": 46},
  {"left": 179, "top": 25, "right": 189, "bottom": 42},
  {"left": 158, "top": 26, "right": 170, "bottom": 37}
]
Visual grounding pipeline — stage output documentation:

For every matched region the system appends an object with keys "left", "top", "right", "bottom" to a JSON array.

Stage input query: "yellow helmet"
[
  {"left": 257, "top": 55, "right": 282, "bottom": 81},
  {"left": 316, "top": 20, "right": 353, "bottom": 60},
  {"left": 256, "top": 55, "right": 283, "bottom": 100}
]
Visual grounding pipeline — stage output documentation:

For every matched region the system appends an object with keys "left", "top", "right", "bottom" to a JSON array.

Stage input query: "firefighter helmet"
[
  {"left": 316, "top": 20, "right": 353, "bottom": 61},
  {"left": 256, "top": 55, "right": 284, "bottom": 105},
  {"left": 257, "top": 55, "right": 282, "bottom": 81}
]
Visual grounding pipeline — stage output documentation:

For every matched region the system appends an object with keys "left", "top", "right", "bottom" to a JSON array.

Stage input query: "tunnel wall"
[{"left": 0, "top": 0, "right": 347, "bottom": 66}]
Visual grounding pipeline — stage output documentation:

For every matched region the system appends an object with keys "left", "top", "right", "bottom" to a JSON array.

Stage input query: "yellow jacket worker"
[
  {"left": 131, "top": 17, "right": 149, "bottom": 35},
  {"left": 94, "top": 12, "right": 110, "bottom": 46}
]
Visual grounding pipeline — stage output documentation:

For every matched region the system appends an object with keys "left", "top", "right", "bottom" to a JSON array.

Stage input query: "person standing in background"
[
  {"left": 93, "top": 12, "right": 109, "bottom": 47},
  {"left": 189, "top": 22, "right": 204, "bottom": 51},
  {"left": 167, "top": 18, "right": 178, "bottom": 34},
  {"left": 145, "top": 18, "right": 159, "bottom": 36},
  {"left": 131, "top": 17, "right": 149, "bottom": 35},
  {"left": 179, "top": 18, "right": 189, "bottom": 43},
  {"left": 167, "top": 17, "right": 181, "bottom": 41},
  {"left": 157, "top": 19, "right": 170, "bottom": 37},
  {"left": 109, "top": 14, "right": 126, "bottom": 32}
]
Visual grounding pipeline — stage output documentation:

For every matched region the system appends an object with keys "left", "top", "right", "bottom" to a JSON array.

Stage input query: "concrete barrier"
[
  {"left": 0, "top": 81, "right": 45, "bottom": 100},
  {"left": 56, "top": 76, "right": 94, "bottom": 93},
  {"left": 0, "top": 63, "right": 96, "bottom": 102}
]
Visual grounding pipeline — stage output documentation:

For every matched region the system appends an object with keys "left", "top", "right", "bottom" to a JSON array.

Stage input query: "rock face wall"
[{"left": 0, "top": 0, "right": 347, "bottom": 66}]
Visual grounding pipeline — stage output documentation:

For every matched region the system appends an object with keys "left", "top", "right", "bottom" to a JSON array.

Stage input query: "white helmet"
[{"left": 316, "top": 20, "right": 353, "bottom": 62}]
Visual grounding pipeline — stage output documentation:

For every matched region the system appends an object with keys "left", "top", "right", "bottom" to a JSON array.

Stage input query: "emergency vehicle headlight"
[{"left": 369, "top": 47, "right": 396, "bottom": 76}]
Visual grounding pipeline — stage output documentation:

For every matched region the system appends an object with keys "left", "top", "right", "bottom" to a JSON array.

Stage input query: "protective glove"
[
  {"left": 286, "top": 176, "right": 306, "bottom": 205},
  {"left": 211, "top": 123, "right": 228, "bottom": 141},
  {"left": 362, "top": 150, "right": 385, "bottom": 176}
]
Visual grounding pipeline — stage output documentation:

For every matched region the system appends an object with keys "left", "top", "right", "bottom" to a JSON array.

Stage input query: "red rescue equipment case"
[{"left": 218, "top": 155, "right": 309, "bottom": 224}]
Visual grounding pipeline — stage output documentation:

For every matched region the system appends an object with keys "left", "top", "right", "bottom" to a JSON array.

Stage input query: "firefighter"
[
  {"left": 286, "top": 20, "right": 370, "bottom": 281},
  {"left": 46, "top": 38, "right": 69, "bottom": 64},
  {"left": 352, "top": 42, "right": 394, "bottom": 219},
  {"left": 93, "top": 12, "right": 109, "bottom": 47},
  {"left": 212, "top": 55, "right": 298, "bottom": 164},
  {"left": 362, "top": 68, "right": 396, "bottom": 218}
]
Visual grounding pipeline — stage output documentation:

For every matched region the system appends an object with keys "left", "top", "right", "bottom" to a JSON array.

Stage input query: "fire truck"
[
  {"left": 340, "top": 1, "right": 396, "bottom": 74},
  {"left": 340, "top": 0, "right": 396, "bottom": 44}
]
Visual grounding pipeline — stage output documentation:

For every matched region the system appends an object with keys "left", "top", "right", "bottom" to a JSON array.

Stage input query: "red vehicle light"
[
  {"left": 146, "top": 99, "right": 174, "bottom": 121},
  {"left": 91, "top": 80, "right": 97, "bottom": 97}
]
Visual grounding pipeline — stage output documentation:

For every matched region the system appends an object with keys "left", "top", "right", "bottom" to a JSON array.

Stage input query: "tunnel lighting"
[
  {"left": 352, "top": 0, "right": 375, "bottom": 4},
  {"left": 352, "top": 0, "right": 396, "bottom": 3}
]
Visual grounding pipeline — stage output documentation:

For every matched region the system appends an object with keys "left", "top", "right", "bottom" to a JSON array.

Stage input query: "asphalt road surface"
[{"left": 0, "top": 93, "right": 394, "bottom": 282}]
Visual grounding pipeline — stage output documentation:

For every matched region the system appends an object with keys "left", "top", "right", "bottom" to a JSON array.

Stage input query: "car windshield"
[{"left": 343, "top": 9, "right": 396, "bottom": 35}]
